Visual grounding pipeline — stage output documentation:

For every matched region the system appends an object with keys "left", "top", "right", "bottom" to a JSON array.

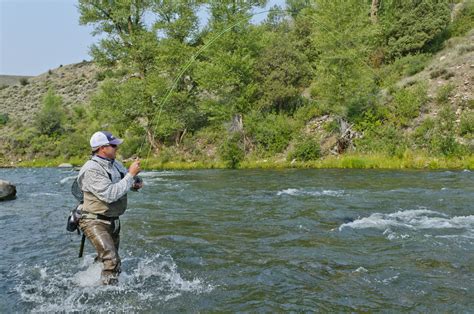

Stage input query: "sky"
[{"left": 0, "top": 0, "right": 285, "bottom": 76}]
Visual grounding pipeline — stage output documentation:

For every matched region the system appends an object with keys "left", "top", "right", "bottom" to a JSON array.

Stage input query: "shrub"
[
  {"left": 323, "top": 119, "right": 340, "bottom": 134},
  {"left": 415, "top": 106, "right": 466, "bottom": 156},
  {"left": 219, "top": 134, "right": 244, "bottom": 169},
  {"left": 35, "top": 88, "right": 65, "bottom": 136},
  {"left": 460, "top": 112, "right": 474, "bottom": 136},
  {"left": 0, "top": 84, "right": 8, "bottom": 90},
  {"left": 293, "top": 103, "right": 323, "bottom": 124},
  {"left": 413, "top": 118, "right": 436, "bottom": 148},
  {"left": 0, "top": 113, "right": 8, "bottom": 125},
  {"left": 289, "top": 136, "right": 321, "bottom": 161},
  {"left": 356, "top": 123, "right": 406, "bottom": 157},
  {"left": 430, "top": 68, "right": 447, "bottom": 79},
  {"left": 19, "top": 78, "right": 29, "bottom": 86},
  {"left": 246, "top": 112, "right": 296, "bottom": 155},
  {"left": 392, "top": 54, "right": 431, "bottom": 77},
  {"left": 435, "top": 83, "right": 455, "bottom": 105},
  {"left": 380, "top": 1, "right": 450, "bottom": 59},
  {"left": 390, "top": 83, "right": 427, "bottom": 126},
  {"left": 457, "top": 44, "right": 474, "bottom": 55}
]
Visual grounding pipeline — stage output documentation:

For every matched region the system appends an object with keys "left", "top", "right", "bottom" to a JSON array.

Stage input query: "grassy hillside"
[
  {"left": 0, "top": 1, "right": 472, "bottom": 169},
  {"left": 0, "top": 62, "right": 99, "bottom": 125}
]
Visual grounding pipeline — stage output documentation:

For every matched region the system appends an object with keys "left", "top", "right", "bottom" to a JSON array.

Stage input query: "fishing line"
[{"left": 135, "top": 6, "right": 379, "bottom": 167}]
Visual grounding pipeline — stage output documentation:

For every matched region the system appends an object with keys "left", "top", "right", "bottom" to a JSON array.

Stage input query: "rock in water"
[
  {"left": 58, "top": 163, "right": 73, "bottom": 168},
  {"left": 0, "top": 179, "right": 16, "bottom": 201}
]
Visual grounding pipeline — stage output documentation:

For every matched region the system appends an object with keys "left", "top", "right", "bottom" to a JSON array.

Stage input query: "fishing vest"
[
  {"left": 82, "top": 160, "right": 127, "bottom": 217},
  {"left": 83, "top": 191, "right": 127, "bottom": 217}
]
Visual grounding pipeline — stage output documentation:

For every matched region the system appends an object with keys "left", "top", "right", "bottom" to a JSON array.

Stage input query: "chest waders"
[{"left": 75, "top": 160, "right": 125, "bottom": 258}]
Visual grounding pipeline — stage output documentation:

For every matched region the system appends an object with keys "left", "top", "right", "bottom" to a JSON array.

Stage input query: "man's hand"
[{"left": 128, "top": 159, "right": 141, "bottom": 177}]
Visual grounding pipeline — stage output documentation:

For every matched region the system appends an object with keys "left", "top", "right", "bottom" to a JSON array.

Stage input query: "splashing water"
[{"left": 12, "top": 253, "right": 212, "bottom": 312}]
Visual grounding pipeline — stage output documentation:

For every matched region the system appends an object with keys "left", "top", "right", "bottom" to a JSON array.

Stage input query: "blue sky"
[{"left": 0, "top": 0, "right": 285, "bottom": 76}]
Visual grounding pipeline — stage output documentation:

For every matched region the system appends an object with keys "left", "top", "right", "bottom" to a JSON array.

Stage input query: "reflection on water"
[{"left": 0, "top": 168, "right": 473, "bottom": 312}]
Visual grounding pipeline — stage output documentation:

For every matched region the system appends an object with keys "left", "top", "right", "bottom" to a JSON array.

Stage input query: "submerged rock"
[{"left": 0, "top": 179, "right": 16, "bottom": 201}]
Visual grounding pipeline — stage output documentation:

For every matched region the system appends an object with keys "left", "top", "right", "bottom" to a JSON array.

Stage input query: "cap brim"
[{"left": 109, "top": 138, "right": 123, "bottom": 145}]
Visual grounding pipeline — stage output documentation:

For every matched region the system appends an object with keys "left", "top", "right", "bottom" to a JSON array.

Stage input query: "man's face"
[{"left": 99, "top": 144, "right": 118, "bottom": 159}]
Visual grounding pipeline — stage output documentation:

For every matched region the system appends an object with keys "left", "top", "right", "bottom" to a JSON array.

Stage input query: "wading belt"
[{"left": 81, "top": 211, "right": 119, "bottom": 221}]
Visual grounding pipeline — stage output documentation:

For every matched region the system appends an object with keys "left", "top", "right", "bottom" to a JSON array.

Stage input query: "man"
[{"left": 77, "top": 131, "right": 142, "bottom": 285}]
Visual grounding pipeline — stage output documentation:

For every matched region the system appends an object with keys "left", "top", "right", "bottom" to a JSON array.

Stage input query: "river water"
[{"left": 0, "top": 168, "right": 473, "bottom": 312}]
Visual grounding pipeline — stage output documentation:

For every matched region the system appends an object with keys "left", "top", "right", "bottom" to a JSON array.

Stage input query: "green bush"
[
  {"left": 218, "top": 134, "right": 244, "bottom": 169},
  {"left": 293, "top": 103, "right": 323, "bottom": 124},
  {"left": 356, "top": 123, "right": 406, "bottom": 157},
  {"left": 414, "top": 106, "right": 466, "bottom": 156},
  {"left": 460, "top": 112, "right": 474, "bottom": 136},
  {"left": 246, "top": 112, "right": 296, "bottom": 155},
  {"left": 412, "top": 118, "right": 436, "bottom": 149},
  {"left": 323, "top": 119, "right": 340, "bottom": 134},
  {"left": 380, "top": 1, "right": 450, "bottom": 59},
  {"left": 289, "top": 136, "right": 321, "bottom": 161},
  {"left": 0, "top": 113, "right": 9, "bottom": 125},
  {"left": 35, "top": 89, "right": 65, "bottom": 136},
  {"left": 391, "top": 83, "right": 427, "bottom": 126},
  {"left": 392, "top": 54, "right": 431, "bottom": 76},
  {"left": 19, "top": 78, "right": 29, "bottom": 86},
  {"left": 435, "top": 83, "right": 455, "bottom": 105}
]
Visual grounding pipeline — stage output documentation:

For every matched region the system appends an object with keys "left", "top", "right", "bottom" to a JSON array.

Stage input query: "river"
[{"left": 0, "top": 168, "right": 473, "bottom": 312}]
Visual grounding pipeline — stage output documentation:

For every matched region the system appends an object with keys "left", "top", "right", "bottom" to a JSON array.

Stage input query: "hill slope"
[{"left": 0, "top": 62, "right": 99, "bottom": 125}]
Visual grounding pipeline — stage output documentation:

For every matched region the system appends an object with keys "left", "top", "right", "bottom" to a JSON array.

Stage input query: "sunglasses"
[{"left": 104, "top": 144, "right": 117, "bottom": 148}]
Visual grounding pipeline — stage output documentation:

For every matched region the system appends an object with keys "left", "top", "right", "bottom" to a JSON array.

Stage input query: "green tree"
[
  {"left": 194, "top": 1, "right": 266, "bottom": 122},
  {"left": 35, "top": 89, "right": 65, "bottom": 136},
  {"left": 310, "top": 0, "right": 379, "bottom": 120},
  {"left": 79, "top": 0, "right": 205, "bottom": 153},
  {"left": 379, "top": 0, "right": 451, "bottom": 59},
  {"left": 255, "top": 31, "right": 311, "bottom": 113}
]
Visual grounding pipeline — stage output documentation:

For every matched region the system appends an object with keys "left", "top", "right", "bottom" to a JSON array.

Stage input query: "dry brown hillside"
[
  {"left": 400, "top": 30, "right": 473, "bottom": 122},
  {"left": 0, "top": 61, "right": 100, "bottom": 125},
  {"left": 0, "top": 75, "right": 33, "bottom": 87}
]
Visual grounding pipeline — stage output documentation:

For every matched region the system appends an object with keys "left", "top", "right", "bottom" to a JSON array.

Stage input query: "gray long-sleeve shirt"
[{"left": 78, "top": 155, "right": 134, "bottom": 204}]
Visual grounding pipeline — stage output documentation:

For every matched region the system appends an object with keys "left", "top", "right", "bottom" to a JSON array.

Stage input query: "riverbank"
[{"left": 4, "top": 153, "right": 473, "bottom": 170}]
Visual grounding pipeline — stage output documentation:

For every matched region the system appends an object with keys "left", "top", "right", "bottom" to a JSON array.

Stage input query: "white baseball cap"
[{"left": 90, "top": 131, "right": 123, "bottom": 149}]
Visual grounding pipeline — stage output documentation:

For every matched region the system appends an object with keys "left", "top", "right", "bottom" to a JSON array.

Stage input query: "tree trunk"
[
  {"left": 371, "top": 0, "right": 380, "bottom": 24},
  {"left": 175, "top": 128, "right": 187, "bottom": 146},
  {"left": 146, "top": 128, "right": 159, "bottom": 154}
]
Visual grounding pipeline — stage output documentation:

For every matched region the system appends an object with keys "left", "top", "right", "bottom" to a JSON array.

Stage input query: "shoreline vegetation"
[
  {"left": 6, "top": 153, "right": 473, "bottom": 170},
  {"left": 1, "top": 1, "right": 473, "bottom": 169}
]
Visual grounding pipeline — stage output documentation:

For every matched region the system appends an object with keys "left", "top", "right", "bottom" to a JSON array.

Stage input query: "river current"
[{"left": 0, "top": 168, "right": 473, "bottom": 312}]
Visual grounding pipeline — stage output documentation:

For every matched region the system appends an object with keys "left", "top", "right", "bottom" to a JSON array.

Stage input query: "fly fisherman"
[{"left": 77, "top": 131, "right": 143, "bottom": 285}]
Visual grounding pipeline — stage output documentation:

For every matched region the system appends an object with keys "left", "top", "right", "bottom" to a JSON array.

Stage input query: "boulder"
[
  {"left": 58, "top": 163, "right": 73, "bottom": 168},
  {"left": 0, "top": 179, "right": 16, "bottom": 201}
]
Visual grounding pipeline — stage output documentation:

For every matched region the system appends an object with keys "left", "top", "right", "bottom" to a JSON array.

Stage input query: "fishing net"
[{"left": 71, "top": 178, "right": 83, "bottom": 202}]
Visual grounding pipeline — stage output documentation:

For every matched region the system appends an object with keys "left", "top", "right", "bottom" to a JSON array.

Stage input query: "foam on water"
[
  {"left": 29, "top": 192, "right": 60, "bottom": 197},
  {"left": 59, "top": 175, "right": 77, "bottom": 185},
  {"left": 139, "top": 171, "right": 181, "bottom": 178},
  {"left": 277, "top": 188, "right": 344, "bottom": 197},
  {"left": 339, "top": 209, "right": 474, "bottom": 240},
  {"left": 13, "top": 252, "right": 213, "bottom": 312}
]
